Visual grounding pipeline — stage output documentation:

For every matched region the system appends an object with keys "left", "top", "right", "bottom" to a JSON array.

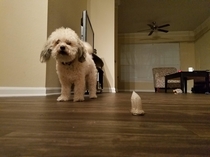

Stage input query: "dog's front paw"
[
  {"left": 89, "top": 94, "right": 97, "bottom": 99},
  {"left": 73, "top": 97, "right": 84, "bottom": 102},
  {"left": 57, "top": 95, "right": 70, "bottom": 102}
]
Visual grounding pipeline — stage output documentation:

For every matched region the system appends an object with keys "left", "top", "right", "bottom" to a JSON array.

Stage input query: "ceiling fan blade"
[
  {"left": 157, "top": 29, "right": 168, "bottom": 33},
  {"left": 148, "top": 30, "right": 154, "bottom": 36},
  {"left": 158, "top": 24, "right": 170, "bottom": 28}
]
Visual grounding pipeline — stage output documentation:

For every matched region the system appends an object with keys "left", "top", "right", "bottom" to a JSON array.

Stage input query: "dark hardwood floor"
[{"left": 0, "top": 92, "right": 210, "bottom": 157}]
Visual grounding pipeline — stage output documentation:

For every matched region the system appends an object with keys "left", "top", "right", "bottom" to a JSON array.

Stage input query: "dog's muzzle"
[{"left": 59, "top": 46, "right": 68, "bottom": 55}]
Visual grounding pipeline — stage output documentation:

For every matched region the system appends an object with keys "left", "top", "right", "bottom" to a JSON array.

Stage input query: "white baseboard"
[
  {"left": 118, "top": 89, "right": 154, "bottom": 92},
  {"left": 46, "top": 87, "right": 61, "bottom": 96},
  {"left": 0, "top": 87, "right": 46, "bottom": 97},
  {"left": 103, "top": 87, "right": 116, "bottom": 93},
  {"left": 0, "top": 87, "right": 61, "bottom": 97}
]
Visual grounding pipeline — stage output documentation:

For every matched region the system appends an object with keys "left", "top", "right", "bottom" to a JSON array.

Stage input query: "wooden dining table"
[{"left": 165, "top": 71, "right": 210, "bottom": 93}]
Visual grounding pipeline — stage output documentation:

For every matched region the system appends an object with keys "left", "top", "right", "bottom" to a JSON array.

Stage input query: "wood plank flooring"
[{"left": 0, "top": 92, "right": 210, "bottom": 157}]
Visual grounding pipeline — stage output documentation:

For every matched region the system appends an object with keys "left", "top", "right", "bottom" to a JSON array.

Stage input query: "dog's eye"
[
  {"left": 55, "top": 40, "right": 60, "bottom": 45},
  {"left": 66, "top": 41, "right": 71, "bottom": 45}
]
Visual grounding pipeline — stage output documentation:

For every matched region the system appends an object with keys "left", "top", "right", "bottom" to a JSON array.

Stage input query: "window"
[{"left": 120, "top": 43, "right": 180, "bottom": 82}]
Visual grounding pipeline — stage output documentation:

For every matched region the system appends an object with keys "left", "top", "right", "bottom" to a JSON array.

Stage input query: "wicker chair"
[{"left": 152, "top": 67, "right": 181, "bottom": 92}]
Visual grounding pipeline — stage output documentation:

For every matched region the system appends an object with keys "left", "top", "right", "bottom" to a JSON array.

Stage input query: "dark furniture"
[
  {"left": 96, "top": 67, "right": 103, "bottom": 93},
  {"left": 165, "top": 71, "right": 210, "bottom": 93},
  {"left": 93, "top": 53, "right": 104, "bottom": 93},
  {"left": 85, "top": 53, "right": 104, "bottom": 94},
  {"left": 192, "top": 76, "right": 210, "bottom": 93}
]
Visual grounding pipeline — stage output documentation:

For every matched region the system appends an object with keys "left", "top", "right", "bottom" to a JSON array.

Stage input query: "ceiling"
[{"left": 117, "top": 0, "right": 210, "bottom": 34}]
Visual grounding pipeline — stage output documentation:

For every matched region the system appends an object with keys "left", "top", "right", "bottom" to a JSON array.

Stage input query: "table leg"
[
  {"left": 165, "top": 78, "right": 167, "bottom": 93},
  {"left": 180, "top": 74, "right": 185, "bottom": 93},
  {"left": 184, "top": 77, "right": 187, "bottom": 93},
  {"left": 205, "top": 73, "right": 209, "bottom": 92}
]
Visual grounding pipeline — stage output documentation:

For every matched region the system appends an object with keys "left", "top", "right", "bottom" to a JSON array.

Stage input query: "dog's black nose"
[{"left": 60, "top": 46, "right": 65, "bottom": 50}]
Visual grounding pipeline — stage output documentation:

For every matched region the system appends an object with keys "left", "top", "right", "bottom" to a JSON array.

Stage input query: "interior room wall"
[
  {"left": 179, "top": 42, "right": 195, "bottom": 91},
  {"left": 0, "top": 0, "right": 115, "bottom": 96},
  {"left": 46, "top": 0, "right": 87, "bottom": 91},
  {"left": 118, "top": 33, "right": 196, "bottom": 92},
  {"left": 87, "top": 0, "right": 115, "bottom": 92},
  {"left": 179, "top": 42, "right": 195, "bottom": 71},
  {"left": 0, "top": 0, "right": 48, "bottom": 95},
  {"left": 115, "top": 2, "right": 119, "bottom": 92},
  {"left": 195, "top": 30, "right": 210, "bottom": 70}
]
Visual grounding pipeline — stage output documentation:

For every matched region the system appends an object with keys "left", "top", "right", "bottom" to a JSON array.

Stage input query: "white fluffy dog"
[{"left": 40, "top": 27, "right": 97, "bottom": 102}]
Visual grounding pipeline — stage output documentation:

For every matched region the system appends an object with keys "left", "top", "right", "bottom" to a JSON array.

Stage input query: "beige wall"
[
  {"left": 117, "top": 33, "right": 196, "bottom": 91},
  {"left": 179, "top": 42, "right": 195, "bottom": 71},
  {"left": 179, "top": 42, "right": 195, "bottom": 91},
  {"left": 88, "top": 0, "right": 115, "bottom": 92},
  {"left": 0, "top": 0, "right": 48, "bottom": 87},
  {"left": 46, "top": 0, "right": 87, "bottom": 88},
  {"left": 0, "top": 0, "right": 116, "bottom": 96},
  {"left": 195, "top": 30, "right": 210, "bottom": 70},
  {"left": 115, "top": 3, "right": 119, "bottom": 91}
]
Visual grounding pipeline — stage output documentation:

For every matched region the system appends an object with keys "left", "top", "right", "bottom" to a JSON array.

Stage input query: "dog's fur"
[{"left": 40, "top": 27, "right": 97, "bottom": 102}]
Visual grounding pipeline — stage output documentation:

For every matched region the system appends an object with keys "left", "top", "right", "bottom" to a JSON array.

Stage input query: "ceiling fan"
[{"left": 147, "top": 22, "right": 170, "bottom": 36}]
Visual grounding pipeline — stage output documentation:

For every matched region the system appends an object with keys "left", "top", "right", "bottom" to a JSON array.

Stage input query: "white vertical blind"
[{"left": 120, "top": 43, "right": 180, "bottom": 82}]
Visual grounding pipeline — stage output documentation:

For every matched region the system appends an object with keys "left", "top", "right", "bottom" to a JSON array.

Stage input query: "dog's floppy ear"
[
  {"left": 40, "top": 41, "right": 52, "bottom": 63},
  {"left": 77, "top": 41, "right": 86, "bottom": 63}
]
